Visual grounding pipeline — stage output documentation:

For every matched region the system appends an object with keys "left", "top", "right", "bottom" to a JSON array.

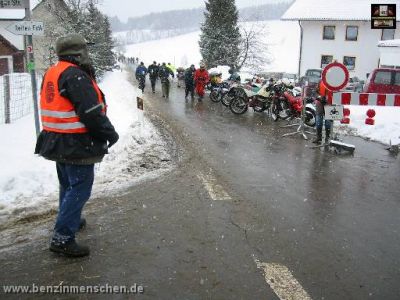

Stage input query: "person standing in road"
[
  {"left": 313, "top": 80, "right": 333, "bottom": 144},
  {"left": 194, "top": 62, "right": 210, "bottom": 101},
  {"left": 159, "top": 62, "right": 175, "bottom": 98},
  {"left": 184, "top": 64, "right": 196, "bottom": 100},
  {"left": 35, "top": 33, "right": 119, "bottom": 257},
  {"left": 135, "top": 62, "right": 148, "bottom": 93},
  {"left": 148, "top": 61, "right": 159, "bottom": 93}
]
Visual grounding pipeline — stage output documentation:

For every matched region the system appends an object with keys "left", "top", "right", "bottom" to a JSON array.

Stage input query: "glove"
[{"left": 108, "top": 131, "right": 119, "bottom": 148}]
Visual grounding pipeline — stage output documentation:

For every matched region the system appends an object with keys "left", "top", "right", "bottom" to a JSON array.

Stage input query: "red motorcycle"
[{"left": 277, "top": 86, "right": 317, "bottom": 127}]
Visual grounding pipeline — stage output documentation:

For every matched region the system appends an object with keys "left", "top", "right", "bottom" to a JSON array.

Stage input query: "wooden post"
[{"left": 3, "top": 75, "right": 10, "bottom": 124}]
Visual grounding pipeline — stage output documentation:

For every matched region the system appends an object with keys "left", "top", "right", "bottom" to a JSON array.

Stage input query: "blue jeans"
[
  {"left": 52, "top": 163, "right": 94, "bottom": 244},
  {"left": 316, "top": 114, "right": 332, "bottom": 130}
]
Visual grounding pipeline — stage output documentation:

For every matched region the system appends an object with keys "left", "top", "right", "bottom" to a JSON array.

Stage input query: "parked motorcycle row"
[{"left": 207, "top": 77, "right": 317, "bottom": 127}]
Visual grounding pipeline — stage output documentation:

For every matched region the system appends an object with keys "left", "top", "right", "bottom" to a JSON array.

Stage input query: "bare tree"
[{"left": 237, "top": 22, "right": 272, "bottom": 72}]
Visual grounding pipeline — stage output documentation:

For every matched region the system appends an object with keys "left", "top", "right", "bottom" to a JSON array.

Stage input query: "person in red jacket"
[{"left": 194, "top": 62, "right": 209, "bottom": 101}]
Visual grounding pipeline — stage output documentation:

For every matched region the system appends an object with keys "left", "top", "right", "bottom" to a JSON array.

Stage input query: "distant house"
[
  {"left": 0, "top": 16, "right": 25, "bottom": 75},
  {"left": 281, "top": 0, "right": 400, "bottom": 80},
  {"left": 378, "top": 39, "right": 400, "bottom": 68},
  {"left": 0, "top": 0, "right": 68, "bottom": 74}
]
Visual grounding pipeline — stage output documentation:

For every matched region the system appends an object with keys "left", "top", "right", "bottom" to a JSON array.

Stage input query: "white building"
[
  {"left": 378, "top": 39, "right": 400, "bottom": 68},
  {"left": 282, "top": 0, "right": 400, "bottom": 80}
]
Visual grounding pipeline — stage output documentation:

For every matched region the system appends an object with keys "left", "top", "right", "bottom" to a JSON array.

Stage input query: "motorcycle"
[
  {"left": 209, "top": 81, "right": 231, "bottom": 103},
  {"left": 225, "top": 80, "right": 263, "bottom": 111},
  {"left": 277, "top": 88, "right": 316, "bottom": 127}
]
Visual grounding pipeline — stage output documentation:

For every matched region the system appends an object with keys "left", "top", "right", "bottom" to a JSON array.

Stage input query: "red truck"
[{"left": 363, "top": 68, "right": 400, "bottom": 94}]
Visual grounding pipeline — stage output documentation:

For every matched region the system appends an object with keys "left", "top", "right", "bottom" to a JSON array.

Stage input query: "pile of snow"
[
  {"left": 208, "top": 65, "right": 231, "bottom": 80},
  {"left": 341, "top": 106, "right": 400, "bottom": 145},
  {"left": 0, "top": 70, "right": 171, "bottom": 226}
]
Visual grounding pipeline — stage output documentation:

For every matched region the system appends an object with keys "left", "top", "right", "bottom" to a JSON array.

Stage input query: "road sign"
[
  {"left": 27, "top": 45, "right": 33, "bottom": 53},
  {"left": 137, "top": 97, "right": 144, "bottom": 110},
  {"left": 0, "top": 0, "right": 27, "bottom": 9},
  {"left": 6, "top": 21, "right": 44, "bottom": 36},
  {"left": 324, "top": 105, "right": 344, "bottom": 120},
  {"left": 322, "top": 62, "right": 349, "bottom": 91}
]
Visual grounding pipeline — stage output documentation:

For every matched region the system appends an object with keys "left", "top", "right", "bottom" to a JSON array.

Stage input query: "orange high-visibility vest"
[
  {"left": 319, "top": 81, "right": 328, "bottom": 97},
  {"left": 40, "top": 61, "right": 105, "bottom": 134}
]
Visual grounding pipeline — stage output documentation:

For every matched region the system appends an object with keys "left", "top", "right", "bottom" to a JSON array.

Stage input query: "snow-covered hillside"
[{"left": 124, "top": 20, "right": 300, "bottom": 73}]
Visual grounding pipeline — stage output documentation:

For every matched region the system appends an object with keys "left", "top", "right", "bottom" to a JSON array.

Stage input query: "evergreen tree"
[
  {"left": 199, "top": 0, "right": 241, "bottom": 68},
  {"left": 84, "top": 2, "right": 116, "bottom": 78}
]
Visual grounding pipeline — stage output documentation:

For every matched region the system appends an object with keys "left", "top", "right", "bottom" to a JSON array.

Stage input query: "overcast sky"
[{"left": 98, "top": 0, "right": 287, "bottom": 21}]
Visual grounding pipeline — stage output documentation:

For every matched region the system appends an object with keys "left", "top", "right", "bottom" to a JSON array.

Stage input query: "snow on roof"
[
  {"left": 378, "top": 39, "right": 400, "bottom": 47},
  {"left": 0, "top": 21, "right": 24, "bottom": 50},
  {"left": 282, "top": 0, "right": 400, "bottom": 21}
]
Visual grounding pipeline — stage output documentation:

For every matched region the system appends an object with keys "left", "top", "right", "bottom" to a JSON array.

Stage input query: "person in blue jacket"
[{"left": 135, "top": 62, "right": 148, "bottom": 93}]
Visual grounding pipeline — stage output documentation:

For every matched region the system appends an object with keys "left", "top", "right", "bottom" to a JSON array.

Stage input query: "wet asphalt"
[{"left": 0, "top": 78, "right": 399, "bottom": 300}]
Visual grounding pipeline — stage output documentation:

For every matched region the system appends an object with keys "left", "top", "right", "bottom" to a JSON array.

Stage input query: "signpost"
[
  {"left": 6, "top": 21, "right": 44, "bottom": 36},
  {"left": 320, "top": 62, "right": 355, "bottom": 153},
  {"left": 1, "top": 0, "right": 41, "bottom": 136}
]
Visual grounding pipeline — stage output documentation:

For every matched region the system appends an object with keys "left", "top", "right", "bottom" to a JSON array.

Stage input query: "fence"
[{"left": 0, "top": 72, "right": 42, "bottom": 124}]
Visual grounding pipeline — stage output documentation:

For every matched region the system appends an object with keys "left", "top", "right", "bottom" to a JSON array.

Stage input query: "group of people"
[{"left": 134, "top": 61, "right": 211, "bottom": 101}]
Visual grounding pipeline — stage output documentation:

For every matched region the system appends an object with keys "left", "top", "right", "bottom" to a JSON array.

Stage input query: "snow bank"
[
  {"left": 341, "top": 106, "right": 400, "bottom": 145},
  {"left": 0, "top": 70, "right": 171, "bottom": 226}
]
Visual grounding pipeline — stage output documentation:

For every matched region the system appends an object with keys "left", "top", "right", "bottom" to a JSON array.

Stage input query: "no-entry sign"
[{"left": 322, "top": 62, "right": 349, "bottom": 91}]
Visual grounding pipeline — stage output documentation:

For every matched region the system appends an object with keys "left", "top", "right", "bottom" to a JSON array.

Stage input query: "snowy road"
[{"left": 1, "top": 78, "right": 399, "bottom": 299}]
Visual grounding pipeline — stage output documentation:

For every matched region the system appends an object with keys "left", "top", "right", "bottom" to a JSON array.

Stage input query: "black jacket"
[
  {"left": 185, "top": 68, "right": 195, "bottom": 87},
  {"left": 35, "top": 59, "right": 119, "bottom": 164},
  {"left": 148, "top": 64, "right": 159, "bottom": 79},
  {"left": 158, "top": 66, "right": 174, "bottom": 83}
]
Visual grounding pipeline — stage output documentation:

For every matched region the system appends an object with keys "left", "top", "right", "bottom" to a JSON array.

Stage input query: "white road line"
[
  {"left": 197, "top": 172, "right": 231, "bottom": 201},
  {"left": 254, "top": 258, "right": 312, "bottom": 300}
]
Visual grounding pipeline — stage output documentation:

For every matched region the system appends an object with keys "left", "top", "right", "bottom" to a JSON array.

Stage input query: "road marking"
[
  {"left": 197, "top": 172, "right": 231, "bottom": 201},
  {"left": 254, "top": 258, "right": 312, "bottom": 300}
]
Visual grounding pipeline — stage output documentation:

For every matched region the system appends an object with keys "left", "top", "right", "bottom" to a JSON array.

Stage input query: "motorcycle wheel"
[
  {"left": 305, "top": 108, "right": 316, "bottom": 127},
  {"left": 278, "top": 99, "right": 291, "bottom": 120},
  {"left": 230, "top": 96, "right": 248, "bottom": 115},
  {"left": 221, "top": 93, "right": 234, "bottom": 107},
  {"left": 210, "top": 90, "right": 220, "bottom": 102}
]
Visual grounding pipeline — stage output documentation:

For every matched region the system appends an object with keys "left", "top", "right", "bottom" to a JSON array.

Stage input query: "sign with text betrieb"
[{"left": 6, "top": 21, "right": 44, "bottom": 36}]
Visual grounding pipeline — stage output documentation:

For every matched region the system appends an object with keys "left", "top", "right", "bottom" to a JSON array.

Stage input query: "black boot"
[
  {"left": 312, "top": 127, "right": 323, "bottom": 144},
  {"left": 50, "top": 240, "right": 90, "bottom": 257},
  {"left": 325, "top": 128, "right": 331, "bottom": 143},
  {"left": 79, "top": 218, "right": 86, "bottom": 231}
]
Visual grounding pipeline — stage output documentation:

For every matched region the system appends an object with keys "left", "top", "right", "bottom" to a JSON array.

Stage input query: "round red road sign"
[{"left": 322, "top": 62, "right": 349, "bottom": 91}]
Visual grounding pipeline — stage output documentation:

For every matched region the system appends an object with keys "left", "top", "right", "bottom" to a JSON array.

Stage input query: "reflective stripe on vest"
[{"left": 40, "top": 61, "right": 105, "bottom": 134}]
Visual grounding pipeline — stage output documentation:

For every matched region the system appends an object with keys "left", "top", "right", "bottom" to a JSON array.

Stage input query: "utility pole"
[{"left": 25, "top": 0, "right": 41, "bottom": 137}]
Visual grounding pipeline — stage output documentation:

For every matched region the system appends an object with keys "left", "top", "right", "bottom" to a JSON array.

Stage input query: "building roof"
[
  {"left": 378, "top": 39, "right": 400, "bottom": 47},
  {"left": 282, "top": 0, "right": 400, "bottom": 21}
]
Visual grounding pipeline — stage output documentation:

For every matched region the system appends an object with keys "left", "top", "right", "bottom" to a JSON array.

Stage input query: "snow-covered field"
[
  {"left": 0, "top": 70, "right": 172, "bottom": 226},
  {"left": 124, "top": 20, "right": 300, "bottom": 73}
]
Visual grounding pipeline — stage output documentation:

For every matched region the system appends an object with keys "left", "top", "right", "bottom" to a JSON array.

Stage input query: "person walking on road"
[
  {"left": 148, "top": 61, "right": 159, "bottom": 93},
  {"left": 35, "top": 33, "right": 119, "bottom": 258},
  {"left": 135, "top": 62, "right": 148, "bottom": 93},
  {"left": 194, "top": 62, "right": 209, "bottom": 101},
  {"left": 159, "top": 62, "right": 175, "bottom": 98},
  {"left": 184, "top": 64, "right": 196, "bottom": 100}
]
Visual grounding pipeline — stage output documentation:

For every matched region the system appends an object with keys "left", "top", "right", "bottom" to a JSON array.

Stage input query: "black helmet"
[{"left": 55, "top": 33, "right": 90, "bottom": 64}]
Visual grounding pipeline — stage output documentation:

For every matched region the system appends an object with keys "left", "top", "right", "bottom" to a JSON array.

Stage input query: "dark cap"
[{"left": 55, "top": 33, "right": 87, "bottom": 57}]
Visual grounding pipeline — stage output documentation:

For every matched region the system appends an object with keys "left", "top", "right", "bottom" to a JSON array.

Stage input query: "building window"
[
  {"left": 346, "top": 26, "right": 358, "bottom": 41},
  {"left": 321, "top": 55, "right": 333, "bottom": 68},
  {"left": 323, "top": 26, "right": 335, "bottom": 40},
  {"left": 381, "top": 29, "right": 395, "bottom": 40},
  {"left": 343, "top": 56, "right": 356, "bottom": 70}
]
